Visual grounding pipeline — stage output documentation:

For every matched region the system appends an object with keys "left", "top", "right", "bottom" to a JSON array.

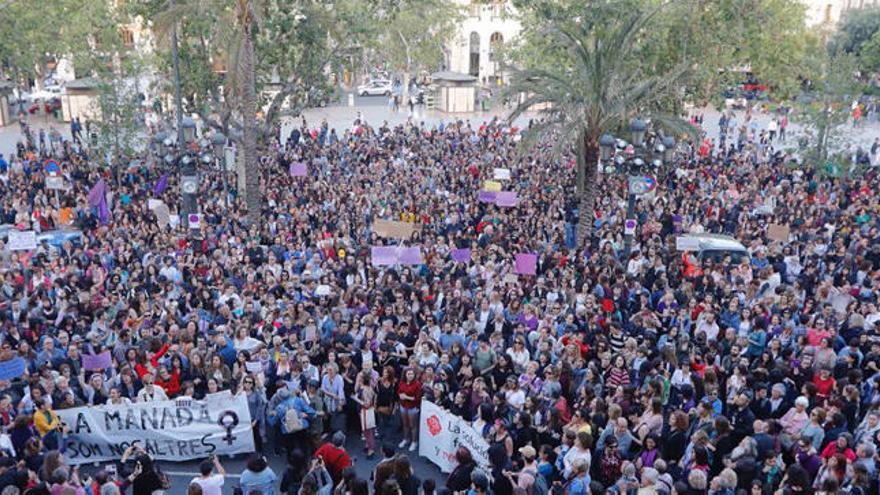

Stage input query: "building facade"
[
  {"left": 802, "top": 0, "right": 880, "bottom": 26},
  {"left": 447, "top": 0, "right": 521, "bottom": 85}
]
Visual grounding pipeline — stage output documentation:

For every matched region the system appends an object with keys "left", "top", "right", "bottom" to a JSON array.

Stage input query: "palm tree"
[
  {"left": 506, "top": 2, "right": 693, "bottom": 247},
  {"left": 155, "top": 0, "right": 262, "bottom": 226}
]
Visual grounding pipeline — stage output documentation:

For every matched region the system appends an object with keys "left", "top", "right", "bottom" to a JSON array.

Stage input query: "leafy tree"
[
  {"left": 367, "top": 0, "right": 463, "bottom": 95},
  {"left": 832, "top": 6, "right": 880, "bottom": 75},
  {"left": 505, "top": 1, "right": 693, "bottom": 245}
]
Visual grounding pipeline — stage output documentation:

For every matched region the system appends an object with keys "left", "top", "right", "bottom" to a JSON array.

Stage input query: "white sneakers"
[
  {"left": 409, "top": 442, "right": 418, "bottom": 452},
  {"left": 399, "top": 439, "right": 409, "bottom": 448}
]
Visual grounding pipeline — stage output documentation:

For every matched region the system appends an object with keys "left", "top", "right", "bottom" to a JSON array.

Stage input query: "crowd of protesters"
[{"left": 0, "top": 106, "right": 877, "bottom": 495}]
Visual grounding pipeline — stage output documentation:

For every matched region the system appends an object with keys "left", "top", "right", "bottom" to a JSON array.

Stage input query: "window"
[
  {"left": 120, "top": 28, "right": 134, "bottom": 48},
  {"left": 489, "top": 32, "right": 503, "bottom": 62},
  {"left": 469, "top": 32, "right": 480, "bottom": 77}
]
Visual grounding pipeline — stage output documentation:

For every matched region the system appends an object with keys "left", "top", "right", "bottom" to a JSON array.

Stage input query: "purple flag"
[
  {"left": 153, "top": 174, "right": 168, "bottom": 195},
  {"left": 398, "top": 247, "right": 423, "bottom": 265},
  {"left": 289, "top": 162, "right": 307, "bottom": 177},
  {"left": 515, "top": 253, "right": 537, "bottom": 275},
  {"left": 371, "top": 246, "right": 398, "bottom": 266},
  {"left": 478, "top": 191, "right": 497, "bottom": 203},
  {"left": 88, "top": 179, "right": 107, "bottom": 208},
  {"left": 88, "top": 179, "right": 111, "bottom": 225},
  {"left": 451, "top": 248, "right": 471, "bottom": 263},
  {"left": 496, "top": 191, "right": 518, "bottom": 207},
  {"left": 82, "top": 351, "right": 112, "bottom": 371}
]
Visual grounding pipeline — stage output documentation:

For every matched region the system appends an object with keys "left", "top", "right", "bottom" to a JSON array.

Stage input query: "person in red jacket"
[
  {"left": 812, "top": 367, "right": 835, "bottom": 402},
  {"left": 154, "top": 365, "right": 181, "bottom": 397},
  {"left": 397, "top": 367, "right": 422, "bottom": 451},
  {"left": 135, "top": 342, "right": 170, "bottom": 379},
  {"left": 313, "top": 431, "right": 352, "bottom": 484}
]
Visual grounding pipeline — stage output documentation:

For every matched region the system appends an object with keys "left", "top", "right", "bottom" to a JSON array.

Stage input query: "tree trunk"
[
  {"left": 577, "top": 134, "right": 600, "bottom": 250},
  {"left": 239, "top": 4, "right": 260, "bottom": 226}
]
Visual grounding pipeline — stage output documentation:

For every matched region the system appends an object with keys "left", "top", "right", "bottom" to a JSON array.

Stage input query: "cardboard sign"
[
  {"left": 46, "top": 176, "right": 65, "bottom": 190},
  {"left": 289, "top": 162, "right": 308, "bottom": 177},
  {"left": 495, "top": 191, "right": 518, "bottom": 207},
  {"left": 82, "top": 351, "right": 112, "bottom": 371},
  {"left": 478, "top": 191, "right": 497, "bottom": 203},
  {"left": 371, "top": 246, "right": 398, "bottom": 266},
  {"left": 154, "top": 204, "right": 171, "bottom": 228},
  {"left": 767, "top": 224, "right": 790, "bottom": 243},
  {"left": 515, "top": 253, "right": 537, "bottom": 275},
  {"left": 7, "top": 230, "right": 36, "bottom": 251},
  {"left": 493, "top": 168, "right": 511, "bottom": 180},
  {"left": 451, "top": 248, "right": 471, "bottom": 263},
  {"left": 398, "top": 247, "right": 423, "bottom": 265},
  {"left": 503, "top": 273, "right": 518, "bottom": 284},
  {"left": 483, "top": 180, "right": 502, "bottom": 192},
  {"left": 372, "top": 219, "right": 419, "bottom": 239}
]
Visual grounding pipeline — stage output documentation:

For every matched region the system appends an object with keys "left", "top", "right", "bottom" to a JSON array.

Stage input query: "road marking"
[{"left": 162, "top": 471, "right": 242, "bottom": 479}]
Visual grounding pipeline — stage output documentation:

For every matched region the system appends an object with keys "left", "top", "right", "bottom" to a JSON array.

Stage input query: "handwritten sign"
[
  {"left": 483, "top": 180, "right": 502, "bottom": 192},
  {"left": 493, "top": 168, "right": 511, "bottom": 180},
  {"left": 398, "top": 247, "right": 423, "bottom": 265},
  {"left": 767, "top": 224, "right": 790, "bottom": 243},
  {"left": 478, "top": 191, "right": 497, "bottom": 203},
  {"left": 371, "top": 246, "right": 398, "bottom": 266},
  {"left": 7, "top": 230, "right": 36, "bottom": 251},
  {"left": 245, "top": 361, "right": 263, "bottom": 373},
  {"left": 82, "top": 352, "right": 112, "bottom": 371}
]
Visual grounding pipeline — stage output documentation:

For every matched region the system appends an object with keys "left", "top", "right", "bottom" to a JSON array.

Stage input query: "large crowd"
[{"left": 0, "top": 106, "right": 877, "bottom": 495}]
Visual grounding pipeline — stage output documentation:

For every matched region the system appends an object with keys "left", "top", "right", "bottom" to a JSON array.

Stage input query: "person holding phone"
[{"left": 190, "top": 454, "right": 226, "bottom": 495}]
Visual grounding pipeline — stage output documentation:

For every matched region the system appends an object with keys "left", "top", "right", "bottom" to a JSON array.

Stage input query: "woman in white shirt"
[{"left": 506, "top": 338, "right": 531, "bottom": 373}]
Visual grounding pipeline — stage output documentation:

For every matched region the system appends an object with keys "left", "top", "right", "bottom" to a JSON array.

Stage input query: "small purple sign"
[
  {"left": 495, "top": 191, "right": 518, "bottom": 207},
  {"left": 451, "top": 248, "right": 471, "bottom": 263},
  {"left": 478, "top": 191, "right": 497, "bottom": 203},
  {"left": 514, "top": 253, "right": 537, "bottom": 275},
  {"left": 289, "top": 162, "right": 308, "bottom": 177}
]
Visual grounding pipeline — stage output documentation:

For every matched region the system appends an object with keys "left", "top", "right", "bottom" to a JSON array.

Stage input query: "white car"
[{"left": 357, "top": 80, "right": 392, "bottom": 96}]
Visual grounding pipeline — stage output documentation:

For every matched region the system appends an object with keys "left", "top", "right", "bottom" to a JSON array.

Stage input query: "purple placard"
[
  {"left": 398, "top": 247, "right": 423, "bottom": 265},
  {"left": 371, "top": 246, "right": 398, "bottom": 266},
  {"left": 478, "top": 191, "right": 497, "bottom": 203},
  {"left": 82, "top": 351, "right": 112, "bottom": 371},
  {"left": 451, "top": 248, "right": 471, "bottom": 263},
  {"left": 289, "top": 162, "right": 308, "bottom": 177},
  {"left": 514, "top": 253, "right": 537, "bottom": 275},
  {"left": 495, "top": 191, "right": 518, "bottom": 207}
]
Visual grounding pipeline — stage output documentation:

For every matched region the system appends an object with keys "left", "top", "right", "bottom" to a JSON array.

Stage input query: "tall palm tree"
[
  {"left": 506, "top": 2, "right": 693, "bottom": 247},
  {"left": 155, "top": 0, "right": 263, "bottom": 226}
]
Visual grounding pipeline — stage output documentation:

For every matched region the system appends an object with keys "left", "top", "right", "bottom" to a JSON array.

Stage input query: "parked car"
[{"left": 357, "top": 80, "right": 392, "bottom": 96}]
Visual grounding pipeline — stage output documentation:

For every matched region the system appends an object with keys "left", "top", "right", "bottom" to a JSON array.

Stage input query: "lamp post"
[
  {"left": 181, "top": 116, "right": 196, "bottom": 146},
  {"left": 600, "top": 118, "right": 675, "bottom": 262},
  {"left": 170, "top": 0, "right": 184, "bottom": 151},
  {"left": 180, "top": 153, "right": 198, "bottom": 229},
  {"left": 212, "top": 132, "right": 228, "bottom": 208}
]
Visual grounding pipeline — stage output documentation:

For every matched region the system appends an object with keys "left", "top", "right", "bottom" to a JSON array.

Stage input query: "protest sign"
[
  {"left": 675, "top": 236, "right": 701, "bottom": 252},
  {"left": 493, "top": 168, "right": 511, "bottom": 180},
  {"left": 451, "top": 248, "right": 471, "bottom": 263},
  {"left": 495, "top": 191, "right": 518, "bottom": 207},
  {"left": 0, "top": 358, "right": 26, "bottom": 381},
  {"left": 7, "top": 230, "right": 36, "bottom": 251},
  {"left": 767, "top": 224, "right": 790, "bottom": 243},
  {"left": 371, "top": 246, "right": 398, "bottom": 266},
  {"left": 82, "top": 351, "right": 112, "bottom": 371},
  {"left": 503, "top": 273, "right": 518, "bottom": 285},
  {"left": 372, "top": 219, "right": 419, "bottom": 239},
  {"left": 418, "top": 400, "right": 489, "bottom": 473},
  {"left": 398, "top": 247, "right": 423, "bottom": 265},
  {"left": 147, "top": 199, "right": 162, "bottom": 211},
  {"left": 483, "top": 180, "right": 502, "bottom": 192},
  {"left": 56, "top": 394, "right": 254, "bottom": 465},
  {"left": 245, "top": 362, "right": 263, "bottom": 373},
  {"left": 289, "top": 162, "right": 308, "bottom": 177},
  {"left": 46, "top": 176, "right": 65, "bottom": 190},
  {"left": 153, "top": 204, "right": 171, "bottom": 228},
  {"left": 515, "top": 253, "right": 537, "bottom": 275},
  {"left": 478, "top": 191, "right": 497, "bottom": 203},
  {"left": 315, "top": 285, "right": 331, "bottom": 296}
]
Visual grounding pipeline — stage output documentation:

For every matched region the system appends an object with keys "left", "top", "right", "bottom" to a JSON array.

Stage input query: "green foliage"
[
  {"left": 832, "top": 6, "right": 880, "bottom": 75},
  {"left": 365, "top": 0, "right": 463, "bottom": 77},
  {"left": 795, "top": 51, "right": 862, "bottom": 165}
]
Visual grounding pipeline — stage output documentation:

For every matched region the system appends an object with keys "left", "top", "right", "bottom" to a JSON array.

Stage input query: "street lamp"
[
  {"left": 212, "top": 132, "right": 228, "bottom": 208},
  {"left": 629, "top": 118, "right": 647, "bottom": 147},
  {"left": 181, "top": 116, "right": 196, "bottom": 144},
  {"left": 599, "top": 118, "right": 674, "bottom": 261}
]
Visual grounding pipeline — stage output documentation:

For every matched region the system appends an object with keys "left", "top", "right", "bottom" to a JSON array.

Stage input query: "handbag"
[{"left": 361, "top": 407, "right": 376, "bottom": 431}]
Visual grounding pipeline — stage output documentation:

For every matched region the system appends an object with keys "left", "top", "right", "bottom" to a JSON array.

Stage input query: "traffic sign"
[
  {"left": 627, "top": 175, "right": 657, "bottom": 195},
  {"left": 46, "top": 176, "right": 64, "bottom": 190},
  {"left": 43, "top": 159, "right": 60, "bottom": 176}
]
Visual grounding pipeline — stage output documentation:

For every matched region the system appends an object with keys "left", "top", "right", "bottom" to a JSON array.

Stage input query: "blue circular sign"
[{"left": 44, "top": 159, "right": 60, "bottom": 176}]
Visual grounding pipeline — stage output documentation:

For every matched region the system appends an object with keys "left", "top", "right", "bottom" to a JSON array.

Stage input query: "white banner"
[
  {"left": 7, "top": 230, "right": 36, "bottom": 251},
  {"left": 56, "top": 392, "right": 254, "bottom": 465},
  {"left": 418, "top": 399, "right": 490, "bottom": 473}
]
